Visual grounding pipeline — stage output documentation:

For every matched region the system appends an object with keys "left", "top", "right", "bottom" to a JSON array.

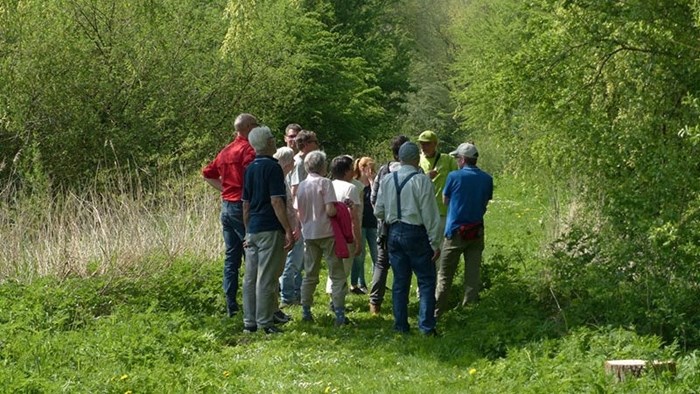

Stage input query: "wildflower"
[
  {"left": 125, "top": 391, "right": 132, "bottom": 394},
  {"left": 120, "top": 374, "right": 129, "bottom": 381},
  {"left": 324, "top": 386, "right": 331, "bottom": 393},
  {"left": 469, "top": 368, "right": 477, "bottom": 375},
  {"left": 223, "top": 371, "right": 230, "bottom": 378}
]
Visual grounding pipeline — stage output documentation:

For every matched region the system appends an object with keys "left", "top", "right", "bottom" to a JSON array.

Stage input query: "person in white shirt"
[
  {"left": 374, "top": 142, "right": 442, "bottom": 336},
  {"left": 325, "top": 155, "right": 363, "bottom": 311}
]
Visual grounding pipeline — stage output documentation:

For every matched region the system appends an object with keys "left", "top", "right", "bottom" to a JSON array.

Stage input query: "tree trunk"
[{"left": 604, "top": 359, "right": 676, "bottom": 382}]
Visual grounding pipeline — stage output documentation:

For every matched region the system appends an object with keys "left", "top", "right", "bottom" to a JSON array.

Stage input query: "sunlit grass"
[{"left": 1, "top": 172, "right": 696, "bottom": 392}]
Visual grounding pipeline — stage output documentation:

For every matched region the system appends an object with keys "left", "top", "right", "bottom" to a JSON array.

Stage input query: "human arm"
[
  {"left": 419, "top": 177, "right": 442, "bottom": 256},
  {"left": 325, "top": 202, "right": 337, "bottom": 218},
  {"left": 271, "top": 196, "right": 294, "bottom": 251},
  {"left": 242, "top": 200, "right": 250, "bottom": 246},
  {"left": 204, "top": 177, "right": 223, "bottom": 192},
  {"left": 370, "top": 165, "right": 387, "bottom": 206},
  {"left": 349, "top": 186, "right": 363, "bottom": 256}
]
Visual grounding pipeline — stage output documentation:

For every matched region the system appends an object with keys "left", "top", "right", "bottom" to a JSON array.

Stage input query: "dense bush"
[
  {"left": 450, "top": 0, "right": 700, "bottom": 346},
  {"left": 0, "top": 0, "right": 412, "bottom": 190}
]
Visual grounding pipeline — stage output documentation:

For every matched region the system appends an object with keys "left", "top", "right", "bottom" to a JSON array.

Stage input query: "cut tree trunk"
[{"left": 604, "top": 359, "right": 676, "bottom": 382}]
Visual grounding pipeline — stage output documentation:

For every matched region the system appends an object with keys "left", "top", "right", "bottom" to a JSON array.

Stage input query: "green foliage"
[
  {"left": 0, "top": 0, "right": 413, "bottom": 190},
  {"left": 451, "top": 0, "right": 700, "bottom": 346}
]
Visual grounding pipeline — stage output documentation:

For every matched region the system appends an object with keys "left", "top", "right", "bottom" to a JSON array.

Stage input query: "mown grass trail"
[{"left": 0, "top": 175, "right": 695, "bottom": 393}]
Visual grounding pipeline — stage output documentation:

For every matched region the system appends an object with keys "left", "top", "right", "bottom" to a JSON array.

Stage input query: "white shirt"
[
  {"left": 296, "top": 173, "right": 337, "bottom": 240},
  {"left": 332, "top": 179, "right": 361, "bottom": 209},
  {"left": 374, "top": 164, "right": 442, "bottom": 249}
]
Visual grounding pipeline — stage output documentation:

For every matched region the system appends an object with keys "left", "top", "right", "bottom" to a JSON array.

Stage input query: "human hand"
[
  {"left": 354, "top": 241, "right": 362, "bottom": 257},
  {"left": 343, "top": 198, "right": 354, "bottom": 209},
  {"left": 284, "top": 230, "right": 294, "bottom": 251},
  {"left": 428, "top": 169, "right": 438, "bottom": 180},
  {"left": 431, "top": 248, "right": 441, "bottom": 263}
]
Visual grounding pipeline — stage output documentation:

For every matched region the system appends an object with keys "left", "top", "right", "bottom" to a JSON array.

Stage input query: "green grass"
[{"left": 2, "top": 174, "right": 699, "bottom": 393}]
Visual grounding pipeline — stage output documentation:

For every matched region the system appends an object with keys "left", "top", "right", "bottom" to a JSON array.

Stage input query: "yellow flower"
[
  {"left": 120, "top": 374, "right": 129, "bottom": 381},
  {"left": 469, "top": 368, "right": 477, "bottom": 375},
  {"left": 125, "top": 391, "right": 132, "bottom": 394},
  {"left": 223, "top": 371, "right": 230, "bottom": 378},
  {"left": 324, "top": 386, "right": 331, "bottom": 393}
]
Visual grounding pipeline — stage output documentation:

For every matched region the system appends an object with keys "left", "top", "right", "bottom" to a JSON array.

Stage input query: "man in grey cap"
[
  {"left": 374, "top": 142, "right": 442, "bottom": 335},
  {"left": 435, "top": 142, "right": 493, "bottom": 318}
]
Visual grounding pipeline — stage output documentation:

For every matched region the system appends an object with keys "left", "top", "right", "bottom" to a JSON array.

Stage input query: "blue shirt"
[
  {"left": 443, "top": 165, "right": 493, "bottom": 237},
  {"left": 243, "top": 155, "right": 287, "bottom": 233}
]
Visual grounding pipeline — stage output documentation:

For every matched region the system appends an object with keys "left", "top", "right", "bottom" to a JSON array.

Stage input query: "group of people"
[{"left": 202, "top": 113, "right": 493, "bottom": 335}]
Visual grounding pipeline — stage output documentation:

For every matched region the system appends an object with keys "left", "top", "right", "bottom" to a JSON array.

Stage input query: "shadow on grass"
[{"left": 1, "top": 257, "right": 565, "bottom": 371}]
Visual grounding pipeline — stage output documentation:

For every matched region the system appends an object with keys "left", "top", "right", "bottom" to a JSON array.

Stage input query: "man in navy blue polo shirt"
[
  {"left": 242, "top": 126, "right": 294, "bottom": 334},
  {"left": 435, "top": 142, "right": 493, "bottom": 318}
]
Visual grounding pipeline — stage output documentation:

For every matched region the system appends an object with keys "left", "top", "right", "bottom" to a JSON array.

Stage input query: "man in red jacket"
[{"left": 202, "top": 113, "right": 258, "bottom": 317}]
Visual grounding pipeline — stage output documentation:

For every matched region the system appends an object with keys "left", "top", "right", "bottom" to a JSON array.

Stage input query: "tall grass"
[{"left": 0, "top": 169, "right": 222, "bottom": 281}]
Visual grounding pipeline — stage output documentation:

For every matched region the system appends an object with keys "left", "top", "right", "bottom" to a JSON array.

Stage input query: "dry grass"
[{"left": 0, "top": 172, "right": 223, "bottom": 282}]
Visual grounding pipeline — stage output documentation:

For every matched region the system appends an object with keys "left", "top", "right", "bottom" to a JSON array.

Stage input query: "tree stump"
[{"left": 604, "top": 359, "right": 676, "bottom": 382}]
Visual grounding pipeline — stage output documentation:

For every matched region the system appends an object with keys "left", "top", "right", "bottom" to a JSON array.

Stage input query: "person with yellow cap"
[{"left": 417, "top": 130, "right": 458, "bottom": 237}]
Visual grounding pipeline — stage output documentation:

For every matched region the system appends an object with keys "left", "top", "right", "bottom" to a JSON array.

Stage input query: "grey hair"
[
  {"left": 274, "top": 146, "right": 295, "bottom": 167},
  {"left": 248, "top": 126, "right": 273, "bottom": 152},
  {"left": 304, "top": 150, "right": 327, "bottom": 174},
  {"left": 234, "top": 113, "right": 258, "bottom": 132}
]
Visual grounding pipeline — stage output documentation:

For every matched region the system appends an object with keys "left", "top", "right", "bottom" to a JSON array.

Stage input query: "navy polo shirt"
[{"left": 242, "top": 155, "right": 287, "bottom": 234}]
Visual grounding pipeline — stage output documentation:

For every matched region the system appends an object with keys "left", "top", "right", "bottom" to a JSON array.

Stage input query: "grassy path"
[{"left": 0, "top": 175, "right": 693, "bottom": 392}]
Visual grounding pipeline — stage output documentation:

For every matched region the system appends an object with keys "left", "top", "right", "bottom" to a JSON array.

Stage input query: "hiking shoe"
[
  {"left": 243, "top": 325, "right": 258, "bottom": 334},
  {"left": 263, "top": 325, "right": 283, "bottom": 335},
  {"left": 423, "top": 329, "right": 440, "bottom": 337},
  {"left": 273, "top": 310, "right": 291, "bottom": 325},
  {"left": 301, "top": 313, "right": 314, "bottom": 322},
  {"left": 334, "top": 316, "right": 353, "bottom": 327},
  {"left": 227, "top": 303, "right": 240, "bottom": 317}
]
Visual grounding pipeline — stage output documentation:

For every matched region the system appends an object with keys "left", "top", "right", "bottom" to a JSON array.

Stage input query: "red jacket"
[{"left": 330, "top": 202, "right": 354, "bottom": 258}]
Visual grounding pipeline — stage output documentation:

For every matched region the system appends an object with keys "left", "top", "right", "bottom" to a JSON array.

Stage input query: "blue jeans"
[
  {"left": 351, "top": 227, "right": 377, "bottom": 287},
  {"left": 221, "top": 200, "right": 245, "bottom": 316},
  {"left": 388, "top": 222, "right": 436, "bottom": 334},
  {"left": 279, "top": 236, "right": 304, "bottom": 304}
]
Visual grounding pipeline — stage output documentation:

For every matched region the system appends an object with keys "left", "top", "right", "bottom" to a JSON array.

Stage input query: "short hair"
[
  {"left": 465, "top": 157, "right": 478, "bottom": 166},
  {"left": 304, "top": 150, "right": 327, "bottom": 175},
  {"left": 285, "top": 123, "right": 302, "bottom": 133},
  {"left": 274, "top": 146, "right": 295, "bottom": 167},
  {"left": 391, "top": 135, "right": 410, "bottom": 160},
  {"left": 234, "top": 113, "right": 258, "bottom": 132},
  {"left": 248, "top": 126, "right": 273, "bottom": 152},
  {"left": 296, "top": 130, "right": 317, "bottom": 150},
  {"left": 330, "top": 155, "right": 354, "bottom": 180}
]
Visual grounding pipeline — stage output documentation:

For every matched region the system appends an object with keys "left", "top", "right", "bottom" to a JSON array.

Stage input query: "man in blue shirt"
[
  {"left": 242, "top": 126, "right": 294, "bottom": 334},
  {"left": 435, "top": 142, "right": 493, "bottom": 318}
]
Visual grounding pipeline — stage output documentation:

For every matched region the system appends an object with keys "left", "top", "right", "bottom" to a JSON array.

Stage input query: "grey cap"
[
  {"left": 449, "top": 143, "right": 478, "bottom": 159},
  {"left": 398, "top": 141, "right": 420, "bottom": 162}
]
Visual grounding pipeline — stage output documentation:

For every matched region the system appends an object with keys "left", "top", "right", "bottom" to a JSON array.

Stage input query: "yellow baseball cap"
[{"left": 417, "top": 130, "right": 438, "bottom": 143}]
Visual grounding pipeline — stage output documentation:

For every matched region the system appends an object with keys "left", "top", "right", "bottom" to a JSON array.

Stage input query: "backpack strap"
[
  {"left": 392, "top": 171, "right": 420, "bottom": 221},
  {"left": 430, "top": 152, "right": 441, "bottom": 171}
]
